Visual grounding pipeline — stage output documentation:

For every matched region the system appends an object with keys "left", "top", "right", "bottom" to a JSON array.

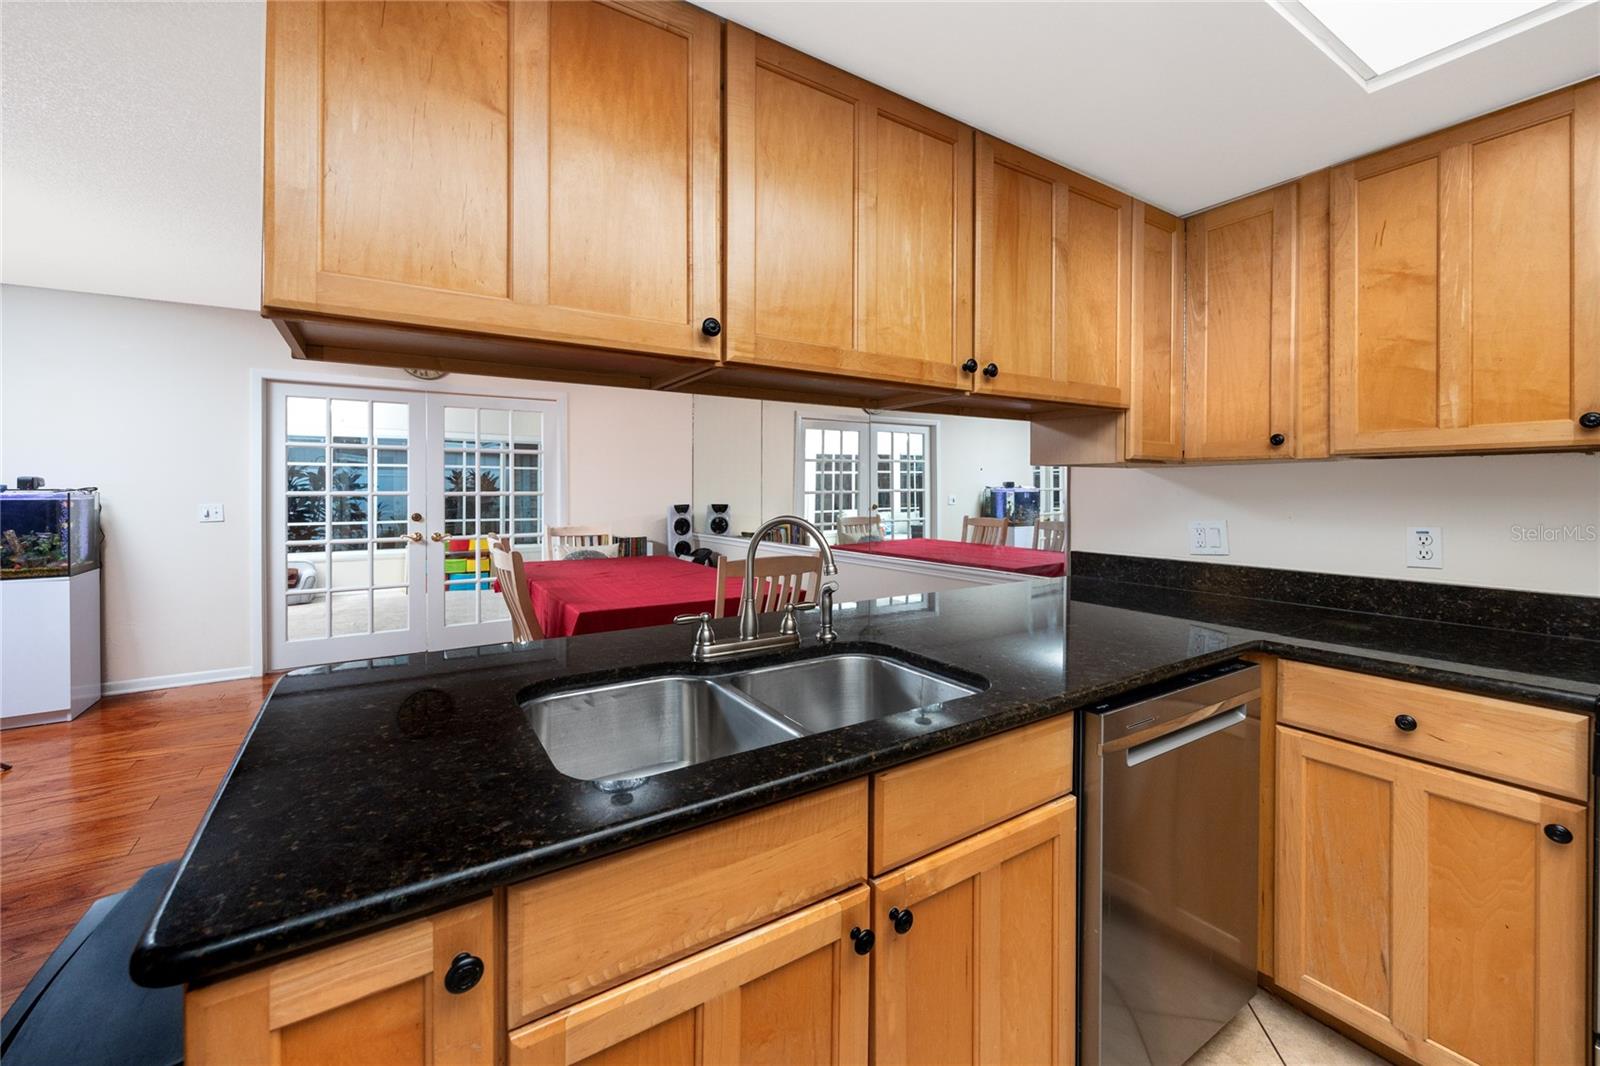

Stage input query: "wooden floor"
[{"left": 0, "top": 676, "right": 273, "bottom": 1013}]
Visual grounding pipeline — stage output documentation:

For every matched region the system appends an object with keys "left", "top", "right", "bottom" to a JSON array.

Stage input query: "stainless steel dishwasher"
[{"left": 1081, "top": 661, "right": 1262, "bottom": 1066}]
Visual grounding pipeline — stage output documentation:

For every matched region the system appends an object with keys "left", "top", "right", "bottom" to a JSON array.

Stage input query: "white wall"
[
  {"left": 692, "top": 396, "right": 1035, "bottom": 537},
  {"left": 1, "top": 284, "right": 693, "bottom": 688},
  {"left": 1070, "top": 456, "right": 1600, "bottom": 597}
]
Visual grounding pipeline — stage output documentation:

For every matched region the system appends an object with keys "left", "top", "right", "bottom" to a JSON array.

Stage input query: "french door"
[{"left": 267, "top": 382, "right": 561, "bottom": 670}]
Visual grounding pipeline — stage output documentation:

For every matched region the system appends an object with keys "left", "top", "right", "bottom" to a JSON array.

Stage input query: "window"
[
  {"left": 798, "top": 418, "right": 932, "bottom": 542},
  {"left": 1033, "top": 465, "right": 1067, "bottom": 520}
]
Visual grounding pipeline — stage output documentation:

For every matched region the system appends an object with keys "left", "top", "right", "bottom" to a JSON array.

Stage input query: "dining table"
[
  {"left": 504, "top": 554, "right": 745, "bottom": 638},
  {"left": 835, "top": 536, "right": 1066, "bottom": 577}
]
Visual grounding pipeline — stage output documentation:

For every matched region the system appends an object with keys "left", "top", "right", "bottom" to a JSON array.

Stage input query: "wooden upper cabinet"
[
  {"left": 1185, "top": 177, "right": 1329, "bottom": 461},
  {"left": 872, "top": 799, "right": 1076, "bottom": 1066},
  {"left": 1331, "top": 82, "right": 1600, "bottom": 454},
  {"left": 186, "top": 898, "right": 498, "bottom": 1066},
  {"left": 974, "top": 136, "right": 1131, "bottom": 407},
  {"left": 724, "top": 26, "right": 973, "bottom": 391},
  {"left": 1277, "top": 728, "right": 1587, "bottom": 1066},
  {"left": 1126, "top": 202, "right": 1185, "bottom": 460},
  {"left": 264, "top": 0, "right": 723, "bottom": 361}
]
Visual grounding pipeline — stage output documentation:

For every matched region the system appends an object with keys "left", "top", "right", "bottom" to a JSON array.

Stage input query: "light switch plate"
[
  {"left": 1188, "top": 520, "right": 1229, "bottom": 556},
  {"left": 1407, "top": 526, "right": 1442, "bottom": 568},
  {"left": 198, "top": 503, "right": 225, "bottom": 523}
]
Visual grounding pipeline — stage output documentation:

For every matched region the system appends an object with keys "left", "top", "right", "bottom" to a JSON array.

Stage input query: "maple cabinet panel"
[
  {"left": 1277, "top": 728, "right": 1588, "bottom": 1066},
  {"left": 186, "top": 898, "right": 498, "bottom": 1066},
  {"left": 1331, "top": 82, "right": 1600, "bottom": 453},
  {"left": 725, "top": 26, "right": 972, "bottom": 391},
  {"left": 974, "top": 135, "right": 1131, "bottom": 407},
  {"left": 871, "top": 798, "right": 1076, "bottom": 1066},
  {"left": 510, "top": 887, "right": 871, "bottom": 1066},
  {"left": 265, "top": 0, "right": 723, "bottom": 362},
  {"left": 1126, "top": 201, "right": 1186, "bottom": 460}
]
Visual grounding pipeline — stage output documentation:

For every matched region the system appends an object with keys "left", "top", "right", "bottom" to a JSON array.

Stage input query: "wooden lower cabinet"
[
  {"left": 1276, "top": 727, "right": 1588, "bottom": 1065},
  {"left": 871, "top": 798, "right": 1077, "bottom": 1066},
  {"left": 185, "top": 897, "right": 498, "bottom": 1066},
  {"left": 509, "top": 886, "right": 871, "bottom": 1065}
]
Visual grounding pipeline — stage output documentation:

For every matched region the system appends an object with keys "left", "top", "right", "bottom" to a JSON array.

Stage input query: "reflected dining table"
[
  {"left": 504, "top": 555, "right": 743, "bottom": 638},
  {"left": 835, "top": 537, "right": 1066, "bottom": 577}
]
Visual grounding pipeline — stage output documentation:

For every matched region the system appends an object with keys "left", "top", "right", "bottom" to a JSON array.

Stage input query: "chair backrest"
[
  {"left": 961, "top": 515, "right": 1009, "bottom": 546},
  {"left": 712, "top": 553, "right": 822, "bottom": 619},
  {"left": 546, "top": 525, "right": 612, "bottom": 561},
  {"left": 837, "top": 514, "right": 885, "bottom": 544},
  {"left": 1033, "top": 518, "right": 1067, "bottom": 552},
  {"left": 490, "top": 537, "right": 543, "bottom": 643}
]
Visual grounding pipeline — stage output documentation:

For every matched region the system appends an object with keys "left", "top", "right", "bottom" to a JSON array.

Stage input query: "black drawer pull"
[
  {"left": 889, "top": 907, "right": 914, "bottom": 935},
  {"left": 849, "top": 927, "right": 875, "bottom": 955},
  {"left": 1394, "top": 714, "right": 1417, "bottom": 732},
  {"left": 1545, "top": 824, "right": 1574, "bottom": 845},
  {"left": 443, "top": 952, "right": 484, "bottom": 994}
]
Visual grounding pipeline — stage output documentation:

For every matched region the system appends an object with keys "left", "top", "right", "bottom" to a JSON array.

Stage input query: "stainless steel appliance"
[
  {"left": 1081, "top": 662, "right": 1262, "bottom": 1066},
  {"left": 1593, "top": 718, "right": 1598, "bottom": 1065}
]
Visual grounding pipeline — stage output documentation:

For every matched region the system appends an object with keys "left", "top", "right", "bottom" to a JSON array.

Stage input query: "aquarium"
[{"left": 0, "top": 489, "right": 101, "bottom": 579}]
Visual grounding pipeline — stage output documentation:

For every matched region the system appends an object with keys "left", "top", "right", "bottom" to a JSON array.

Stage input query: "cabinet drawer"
[
  {"left": 1279, "top": 661, "right": 1590, "bottom": 800},
  {"left": 506, "top": 780, "right": 867, "bottom": 1027},
  {"left": 871, "top": 716, "right": 1072, "bottom": 874}
]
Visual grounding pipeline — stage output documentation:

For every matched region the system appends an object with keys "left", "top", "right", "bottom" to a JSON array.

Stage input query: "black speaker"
[
  {"left": 666, "top": 504, "right": 694, "bottom": 557},
  {"left": 705, "top": 504, "right": 730, "bottom": 536}
]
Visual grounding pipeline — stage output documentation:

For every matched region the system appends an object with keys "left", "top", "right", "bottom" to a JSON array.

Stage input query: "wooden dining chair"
[
  {"left": 961, "top": 516, "right": 1009, "bottom": 546},
  {"left": 490, "top": 537, "right": 544, "bottom": 643},
  {"left": 837, "top": 514, "right": 885, "bottom": 543},
  {"left": 546, "top": 525, "right": 613, "bottom": 560},
  {"left": 1033, "top": 518, "right": 1067, "bottom": 552},
  {"left": 711, "top": 554, "right": 821, "bottom": 619}
]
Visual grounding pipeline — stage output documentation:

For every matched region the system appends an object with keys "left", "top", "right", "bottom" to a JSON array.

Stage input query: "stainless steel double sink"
[{"left": 524, "top": 654, "right": 980, "bottom": 785}]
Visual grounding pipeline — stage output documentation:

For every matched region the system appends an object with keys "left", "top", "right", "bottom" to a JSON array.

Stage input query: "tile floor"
[{"left": 1189, "top": 990, "right": 1385, "bottom": 1066}]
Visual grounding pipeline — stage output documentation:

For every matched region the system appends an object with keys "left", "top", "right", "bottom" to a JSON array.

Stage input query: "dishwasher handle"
[{"left": 1124, "top": 705, "right": 1248, "bottom": 767}]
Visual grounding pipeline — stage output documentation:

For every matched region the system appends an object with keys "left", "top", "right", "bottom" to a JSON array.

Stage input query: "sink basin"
[
  {"left": 524, "top": 654, "right": 980, "bottom": 784},
  {"left": 726, "top": 654, "right": 980, "bottom": 735},
  {"left": 525, "top": 676, "right": 801, "bottom": 785}
]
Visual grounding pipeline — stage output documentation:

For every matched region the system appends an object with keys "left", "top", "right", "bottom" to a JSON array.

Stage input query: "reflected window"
[
  {"left": 798, "top": 418, "right": 932, "bottom": 542},
  {"left": 1033, "top": 465, "right": 1067, "bottom": 520}
]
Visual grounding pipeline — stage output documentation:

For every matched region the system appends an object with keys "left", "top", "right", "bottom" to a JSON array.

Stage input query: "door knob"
[
  {"left": 889, "top": 907, "right": 914, "bottom": 934},
  {"left": 443, "top": 952, "right": 484, "bottom": 994},
  {"left": 430, "top": 532, "right": 446, "bottom": 543},
  {"left": 405, "top": 532, "right": 423, "bottom": 543},
  {"left": 410, "top": 512, "right": 424, "bottom": 523}
]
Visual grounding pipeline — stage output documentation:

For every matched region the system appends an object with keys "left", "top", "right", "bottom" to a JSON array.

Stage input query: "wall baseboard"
[{"left": 101, "top": 665, "right": 260, "bottom": 697}]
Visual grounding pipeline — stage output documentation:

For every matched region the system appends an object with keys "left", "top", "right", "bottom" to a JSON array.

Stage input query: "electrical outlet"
[
  {"left": 1188, "top": 520, "right": 1229, "bottom": 556},
  {"left": 1407, "top": 526, "right": 1442, "bottom": 569},
  {"left": 198, "top": 503, "right": 225, "bottom": 523}
]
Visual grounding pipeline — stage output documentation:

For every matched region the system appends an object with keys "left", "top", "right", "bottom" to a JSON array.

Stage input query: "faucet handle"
[
  {"left": 674, "top": 612, "right": 716, "bottom": 655},
  {"left": 673, "top": 611, "right": 711, "bottom": 625}
]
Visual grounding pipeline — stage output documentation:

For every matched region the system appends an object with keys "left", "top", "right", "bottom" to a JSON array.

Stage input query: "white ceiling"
[{"left": 2, "top": 1, "right": 1596, "bottom": 314}]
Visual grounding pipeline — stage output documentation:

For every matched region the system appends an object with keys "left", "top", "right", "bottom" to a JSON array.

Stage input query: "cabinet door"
[
  {"left": 872, "top": 799, "right": 1076, "bottom": 1066},
  {"left": 1126, "top": 201, "right": 1185, "bottom": 460},
  {"left": 725, "top": 27, "right": 972, "bottom": 391},
  {"left": 510, "top": 886, "right": 870, "bottom": 1066},
  {"left": 1331, "top": 82, "right": 1600, "bottom": 454},
  {"left": 1277, "top": 728, "right": 1587, "bottom": 1066},
  {"left": 186, "top": 898, "right": 497, "bottom": 1066},
  {"left": 1184, "top": 185, "right": 1301, "bottom": 460},
  {"left": 974, "top": 135, "right": 1131, "bottom": 407},
  {"left": 265, "top": 1, "right": 722, "bottom": 361}
]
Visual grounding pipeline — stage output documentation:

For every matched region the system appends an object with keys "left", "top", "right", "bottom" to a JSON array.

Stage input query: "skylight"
[{"left": 1270, "top": 0, "right": 1590, "bottom": 91}]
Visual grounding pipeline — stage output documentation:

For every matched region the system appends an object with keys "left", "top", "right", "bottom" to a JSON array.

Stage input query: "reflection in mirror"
[{"left": 691, "top": 396, "right": 1067, "bottom": 602}]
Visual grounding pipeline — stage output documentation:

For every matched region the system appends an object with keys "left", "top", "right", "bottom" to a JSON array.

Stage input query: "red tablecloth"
[
  {"left": 511, "top": 555, "right": 744, "bottom": 638},
  {"left": 836, "top": 537, "right": 1066, "bottom": 577}
]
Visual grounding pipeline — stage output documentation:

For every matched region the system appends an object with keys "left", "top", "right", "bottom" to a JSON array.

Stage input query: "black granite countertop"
[{"left": 132, "top": 572, "right": 1599, "bottom": 988}]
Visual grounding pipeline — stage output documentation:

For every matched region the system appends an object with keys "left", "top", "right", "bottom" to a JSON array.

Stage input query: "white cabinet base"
[{"left": 1, "top": 571, "right": 101, "bottom": 726}]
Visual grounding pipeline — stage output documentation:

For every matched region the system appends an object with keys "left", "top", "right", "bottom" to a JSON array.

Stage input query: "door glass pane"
[
  {"left": 331, "top": 590, "right": 371, "bottom": 636},
  {"left": 374, "top": 588, "right": 408, "bottom": 632}
]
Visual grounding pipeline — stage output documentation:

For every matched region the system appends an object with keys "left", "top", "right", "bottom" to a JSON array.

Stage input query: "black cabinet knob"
[
  {"left": 961, "top": 357, "right": 979, "bottom": 374},
  {"left": 1580, "top": 411, "right": 1600, "bottom": 429},
  {"left": 1545, "top": 824, "right": 1574, "bottom": 845},
  {"left": 1394, "top": 714, "right": 1417, "bottom": 732},
  {"left": 982, "top": 362, "right": 999, "bottom": 379},
  {"left": 700, "top": 317, "right": 722, "bottom": 338},
  {"left": 889, "top": 907, "right": 914, "bottom": 934},
  {"left": 849, "top": 927, "right": 875, "bottom": 955},
  {"left": 1269, "top": 433, "right": 1286, "bottom": 447},
  {"left": 443, "top": 952, "right": 484, "bottom": 995}
]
